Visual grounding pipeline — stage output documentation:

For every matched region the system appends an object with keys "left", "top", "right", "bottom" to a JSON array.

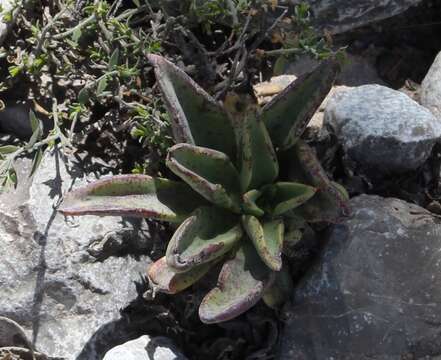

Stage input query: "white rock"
[
  {"left": 0, "top": 151, "right": 153, "bottom": 359},
  {"left": 421, "top": 51, "right": 441, "bottom": 118},
  {"left": 103, "top": 336, "right": 187, "bottom": 360}
]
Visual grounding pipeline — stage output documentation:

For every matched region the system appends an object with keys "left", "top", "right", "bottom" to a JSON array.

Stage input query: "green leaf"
[
  {"left": 27, "top": 111, "right": 43, "bottom": 149},
  {"left": 273, "top": 56, "right": 288, "bottom": 76},
  {"left": 147, "top": 54, "right": 237, "bottom": 160},
  {"left": 262, "top": 264, "right": 293, "bottom": 308},
  {"left": 331, "top": 180, "right": 350, "bottom": 201},
  {"left": 261, "top": 60, "right": 339, "bottom": 150},
  {"left": 239, "top": 110, "right": 279, "bottom": 192},
  {"left": 109, "top": 48, "right": 119, "bottom": 70},
  {"left": 96, "top": 76, "right": 108, "bottom": 96},
  {"left": 7, "top": 167, "right": 17, "bottom": 188},
  {"left": 283, "top": 141, "right": 350, "bottom": 223},
  {"left": 148, "top": 257, "right": 212, "bottom": 294},
  {"left": 0, "top": 145, "right": 18, "bottom": 154},
  {"left": 78, "top": 87, "right": 90, "bottom": 105},
  {"left": 59, "top": 174, "right": 206, "bottom": 223},
  {"left": 261, "top": 182, "right": 317, "bottom": 216},
  {"left": 242, "top": 216, "right": 284, "bottom": 271},
  {"left": 29, "top": 110, "right": 40, "bottom": 132},
  {"left": 166, "top": 206, "right": 242, "bottom": 272},
  {"left": 29, "top": 149, "right": 43, "bottom": 177},
  {"left": 166, "top": 143, "right": 241, "bottom": 212},
  {"left": 242, "top": 189, "right": 264, "bottom": 217},
  {"left": 72, "top": 27, "right": 82, "bottom": 43},
  {"left": 199, "top": 242, "right": 274, "bottom": 324}
]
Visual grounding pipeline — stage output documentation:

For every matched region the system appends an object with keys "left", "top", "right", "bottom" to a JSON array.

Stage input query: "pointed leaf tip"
[
  {"left": 262, "top": 60, "right": 339, "bottom": 149},
  {"left": 262, "top": 181, "right": 317, "bottom": 216},
  {"left": 148, "top": 54, "right": 237, "bottom": 159},
  {"left": 166, "top": 143, "right": 241, "bottom": 212},
  {"left": 59, "top": 174, "right": 205, "bottom": 223},
  {"left": 285, "top": 141, "right": 350, "bottom": 223},
  {"left": 239, "top": 111, "right": 279, "bottom": 192}
]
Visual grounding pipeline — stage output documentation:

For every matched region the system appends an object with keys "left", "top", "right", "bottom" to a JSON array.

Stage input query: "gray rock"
[
  {"left": 324, "top": 84, "right": 441, "bottom": 177},
  {"left": 279, "top": 195, "right": 441, "bottom": 359},
  {"left": 154, "top": 0, "right": 421, "bottom": 35},
  {"left": 300, "top": 0, "right": 422, "bottom": 34},
  {"left": 0, "top": 150, "right": 152, "bottom": 359},
  {"left": 103, "top": 336, "right": 187, "bottom": 360},
  {"left": 421, "top": 51, "right": 441, "bottom": 118}
]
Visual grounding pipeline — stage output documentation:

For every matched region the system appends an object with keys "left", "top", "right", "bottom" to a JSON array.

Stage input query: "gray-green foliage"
[{"left": 60, "top": 54, "right": 349, "bottom": 324}]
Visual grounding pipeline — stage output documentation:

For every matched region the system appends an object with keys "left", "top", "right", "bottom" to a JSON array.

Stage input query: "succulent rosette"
[{"left": 60, "top": 54, "right": 349, "bottom": 324}]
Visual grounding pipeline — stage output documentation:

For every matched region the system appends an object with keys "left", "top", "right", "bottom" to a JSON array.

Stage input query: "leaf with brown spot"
[
  {"left": 261, "top": 60, "right": 339, "bottom": 149},
  {"left": 199, "top": 243, "right": 274, "bottom": 324},
  {"left": 148, "top": 54, "right": 237, "bottom": 160},
  {"left": 283, "top": 141, "right": 350, "bottom": 223},
  {"left": 261, "top": 181, "right": 317, "bottom": 216},
  {"left": 148, "top": 257, "right": 212, "bottom": 294},
  {"left": 166, "top": 143, "right": 241, "bottom": 212},
  {"left": 242, "top": 189, "right": 264, "bottom": 217},
  {"left": 59, "top": 174, "right": 205, "bottom": 223},
  {"left": 242, "top": 215, "right": 284, "bottom": 271},
  {"left": 239, "top": 110, "right": 279, "bottom": 192},
  {"left": 166, "top": 206, "right": 242, "bottom": 272}
]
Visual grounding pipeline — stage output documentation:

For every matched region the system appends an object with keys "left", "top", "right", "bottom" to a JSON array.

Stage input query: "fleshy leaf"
[
  {"left": 262, "top": 264, "right": 293, "bottom": 308},
  {"left": 148, "top": 54, "right": 237, "bottom": 160},
  {"left": 199, "top": 242, "right": 274, "bottom": 324},
  {"left": 166, "top": 143, "right": 241, "bottom": 212},
  {"left": 242, "top": 189, "right": 264, "bottom": 217},
  {"left": 284, "top": 141, "right": 350, "bottom": 223},
  {"left": 261, "top": 182, "right": 317, "bottom": 216},
  {"left": 239, "top": 110, "right": 279, "bottom": 191},
  {"left": 59, "top": 174, "right": 205, "bottom": 223},
  {"left": 242, "top": 216, "right": 284, "bottom": 271},
  {"left": 166, "top": 207, "right": 242, "bottom": 272},
  {"left": 148, "top": 257, "right": 212, "bottom": 294},
  {"left": 261, "top": 60, "right": 339, "bottom": 149}
]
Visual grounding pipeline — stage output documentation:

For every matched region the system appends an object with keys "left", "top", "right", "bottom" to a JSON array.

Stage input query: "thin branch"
[
  {"left": 250, "top": 8, "right": 288, "bottom": 52},
  {"left": 53, "top": 14, "right": 96, "bottom": 40}
]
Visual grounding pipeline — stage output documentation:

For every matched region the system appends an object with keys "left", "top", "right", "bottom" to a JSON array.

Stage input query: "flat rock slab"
[
  {"left": 0, "top": 150, "right": 152, "bottom": 359},
  {"left": 279, "top": 195, "right": 441, "bottom": 359},
  {"left": 324, "top": 85, "right": 441, "bottom": 177}
]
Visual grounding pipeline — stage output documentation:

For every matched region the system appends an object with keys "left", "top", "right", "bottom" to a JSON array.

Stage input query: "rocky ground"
[{"left": 2, "top": 0, "right": 441, "bottom": 359}]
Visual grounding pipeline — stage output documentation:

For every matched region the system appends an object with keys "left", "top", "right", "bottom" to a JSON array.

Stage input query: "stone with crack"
[
  {"left": 0, "top": 150, "right": 152, "bottom": 359},
  {"left": 279, "top": 194, "right": 441, "bottom": 359}
]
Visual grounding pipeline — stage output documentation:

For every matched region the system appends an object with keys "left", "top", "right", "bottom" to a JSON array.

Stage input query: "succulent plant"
[{"left": 59, "top": 54, "right": 349, "bottom": 324}]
